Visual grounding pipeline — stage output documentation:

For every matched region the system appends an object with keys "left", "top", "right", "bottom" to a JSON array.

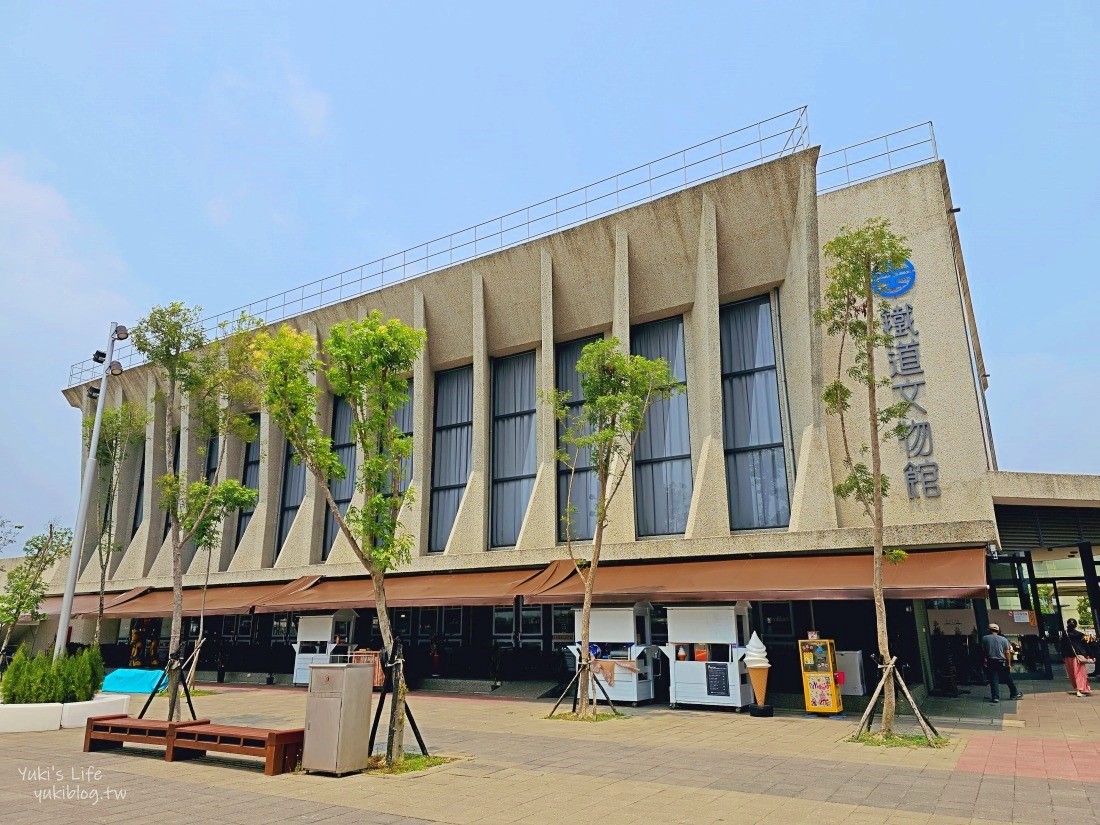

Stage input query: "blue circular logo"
[{"left": 872, "top": 259, "right": 916, "bottom": 298}]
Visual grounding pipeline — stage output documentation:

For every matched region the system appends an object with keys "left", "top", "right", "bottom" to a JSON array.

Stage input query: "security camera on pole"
[{"left": 53, "top": 322, "right": 127, "bottom": 660}]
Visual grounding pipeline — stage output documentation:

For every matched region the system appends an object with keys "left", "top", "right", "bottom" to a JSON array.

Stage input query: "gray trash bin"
[{"left": 302, "top": 662, "right": 374, "bottom": 775}]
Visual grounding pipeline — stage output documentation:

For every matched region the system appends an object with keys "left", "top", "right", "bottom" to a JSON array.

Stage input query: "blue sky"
[{"left": 0, "top": 2, "right": 1097, "bottom": 549}]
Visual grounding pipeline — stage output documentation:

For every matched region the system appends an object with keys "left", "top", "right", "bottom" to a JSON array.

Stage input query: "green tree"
[
  {"left": 1077, "top": 596, "right": 1095, "bottom": 629},
  {"left": 84, "top": 401, "right": 150, "bottom": 645},
  {"left": 0, "top": 526, "right": 73, "bottom": 655},
  {"left": 1037, "top": 584, "right": 1056, "bottom": 616},
  {"left": 1, "top": 647, "right": 29, "bottom": 703},
  {"left": 253, "top": 311, "right": 424, "bottom": 765},
  {"left": 815, "top": 217, "right": 912, "bottom": 735},
  {"left": 131, "top": 304, "right": 261, "bottom": 720},
  {"left": 184, "top": 477, "right": 257, "bottom": 688},
  {"left": 0, "top": 517, "right": 20, "bottom": 554},
  {"left": 546, "top": 337, "right": 679, "bottom": 720}
]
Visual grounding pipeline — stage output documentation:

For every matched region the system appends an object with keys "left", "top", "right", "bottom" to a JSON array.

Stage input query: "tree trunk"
[
  {"left": 166, "top": 536, "right": 184, "bottom": 721},
  {"left": 164, "top": 387, "right": 184, "bottom": 722},
  {"left": 866, "top": 273, "right": 895, "bottom": 735},
  {"left": 373, "top": 574, "right": 406, "bottom": 765},
  {"left": 578, "top": 568, "right": 597, "bottom": 719},
  {"left": 1, "top": 626, "right": 12, "bottom": 658},
  {"left": 94, "top": 564, "right": 106, "bottom": 647}
]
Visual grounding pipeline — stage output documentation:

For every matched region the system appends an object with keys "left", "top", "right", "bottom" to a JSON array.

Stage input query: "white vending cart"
[
  {"left": 568, "top": 603, "right": 658, "bottom": 705},
  {"left": 661, "top": 603, "right": 754, "bottom": 709},
  {"left": 293, "top": 609, "right": 357, "bottom": 685}
]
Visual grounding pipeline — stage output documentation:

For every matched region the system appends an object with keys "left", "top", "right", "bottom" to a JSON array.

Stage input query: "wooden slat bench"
[
  {"left": 166, "top": 723, "right": 304, "bottom": 776},
  {"left": 84, "top": 714, "right": 210, "bottom": 753}
]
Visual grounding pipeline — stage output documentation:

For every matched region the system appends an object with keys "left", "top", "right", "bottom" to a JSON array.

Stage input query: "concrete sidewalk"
[{"left": 1, "top": 682, "right": 1098, "bottom": 825}]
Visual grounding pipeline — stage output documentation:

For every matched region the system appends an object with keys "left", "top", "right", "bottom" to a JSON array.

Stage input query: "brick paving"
[{"left": 1, "top": 681, "right": 1099, "bottom": 824}]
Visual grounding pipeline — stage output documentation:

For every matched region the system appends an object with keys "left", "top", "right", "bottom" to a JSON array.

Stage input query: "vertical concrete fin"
[
  {"left": 108, "top": 385, "right": 144, "bottom": 579},
  {"left": 276, "top": 321, "right": 327, "bottom": 569},
  {"left": 76, "top": 388, "right": 107, "bottom": 585},
  {"left": 447, "top": 272, "right": 488, "bottom": 554},
  {"left": 214, "top": 392, "right": 245, "bottom": 574},
  {"left": 517, "top": 247, "right": 559, "bottom": 550},
  {"left": 111, "top": 373, "right": 164, "bottom": 581},
  {"left": 229, "top": 409, "right": 281, "bottom": 571},
  {"left": 149, "top": 391, "right": 202, "bottom": 578},
  {"left": 401, "top": 285, "right": 431, "bottom": 557},
  {"left": 605, "top": 225, "right": 636, "bottom": 544},
  {"left": 784, "top": 149, "right": 837, "bottom": 532},
  {"left": 685, "top": 194, "right": 731, "bottom": 539}
]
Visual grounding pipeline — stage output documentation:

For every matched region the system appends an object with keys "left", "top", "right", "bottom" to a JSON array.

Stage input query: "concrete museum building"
[{"left": 37, "top": 110, "right": 1100, "bottom": 706}]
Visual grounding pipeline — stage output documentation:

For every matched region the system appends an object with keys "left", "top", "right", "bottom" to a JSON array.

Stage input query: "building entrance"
[{"left": 986, "top": 544, "right": 1100, "bottom": 680}]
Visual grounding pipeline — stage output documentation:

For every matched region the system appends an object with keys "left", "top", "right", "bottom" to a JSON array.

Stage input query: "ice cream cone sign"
[{"left": 744, "top": 631, "right": 771, "bottom": 706}]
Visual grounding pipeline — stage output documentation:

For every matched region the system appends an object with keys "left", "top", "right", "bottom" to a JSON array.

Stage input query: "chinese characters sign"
[{"left": 879, "top": 267, "right": 941, "bottom": 501}]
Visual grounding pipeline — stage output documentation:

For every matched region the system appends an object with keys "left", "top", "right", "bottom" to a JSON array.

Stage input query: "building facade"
[{"left": 38, "top": 119, "right": 1100, "bottom": 703}]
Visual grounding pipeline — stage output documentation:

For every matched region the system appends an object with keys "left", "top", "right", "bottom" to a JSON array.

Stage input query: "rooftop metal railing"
[
  {"left": 816, "top": 122, "right": 938, "bottom": 194},
  {"left": 67, "top": 117, "right": 941, "bottom": 388},
  {"left": 67, "top": 107, "right": 809, "bottom": 387}
]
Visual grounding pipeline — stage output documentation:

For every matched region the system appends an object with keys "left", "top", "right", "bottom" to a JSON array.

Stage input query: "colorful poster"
[{"left": 806, "top": 674, "right": 834, "bottom": 709}]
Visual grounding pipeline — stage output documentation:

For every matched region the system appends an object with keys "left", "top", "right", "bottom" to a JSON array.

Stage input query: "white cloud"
[
  {"left": 286, "top": 72, "right": 330, "bottom": 138},
  {"left": 0, "top": 155, "right": 142, "bottom": 534}
]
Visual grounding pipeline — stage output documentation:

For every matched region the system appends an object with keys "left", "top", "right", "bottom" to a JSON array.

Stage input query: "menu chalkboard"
[{"left": 705, "top": 662, "right": 730, "bottom": 696}]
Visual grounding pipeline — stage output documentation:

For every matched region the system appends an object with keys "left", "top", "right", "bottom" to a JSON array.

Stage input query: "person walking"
[
  {"left": 1062, "top": 618, "right": 1093, "bottom": 697},
  {"left": 981, "top": 623, "right": 1022, "bottom": 703}
]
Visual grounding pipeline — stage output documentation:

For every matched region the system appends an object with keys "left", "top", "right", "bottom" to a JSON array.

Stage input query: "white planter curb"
[
  {"left": 0, "top": 702, "right": 63, "bottom": 732},
  {"left": 61, "top": 693, "right": 130, "bottom": 729},
  {"left": 0, "top": 693, "right": 130, "bottom": 733}
]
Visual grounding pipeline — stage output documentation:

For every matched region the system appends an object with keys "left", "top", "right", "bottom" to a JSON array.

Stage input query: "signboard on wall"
[{"left": 876, "top": 259, "right": 943, "bottom": 502}]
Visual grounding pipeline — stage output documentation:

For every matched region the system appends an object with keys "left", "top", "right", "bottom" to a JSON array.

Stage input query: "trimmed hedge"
[{"left": 0, "top": 647, "right": 105, "bottom": 704}]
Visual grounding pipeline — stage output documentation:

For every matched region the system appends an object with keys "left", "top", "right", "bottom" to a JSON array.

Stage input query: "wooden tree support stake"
[
  {"left": 547, "top": 662, "right": 622, "bottom": 718},
  {"left": 855, "top": 656, "right": 939, "bottom": 745},
  {"left": 367, "top": 647, "right": 428, "bottom": 757},
  {"left": 139, "top": 646, "right": 199, "bottom": 721}
]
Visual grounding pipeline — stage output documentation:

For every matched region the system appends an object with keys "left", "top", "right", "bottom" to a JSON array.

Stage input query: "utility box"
[
  {"left": 302, "top": 663, "right": 374, "bottom": 775},
  {"left": 835, "top": 650, "right": 866, "bottom": 696}
]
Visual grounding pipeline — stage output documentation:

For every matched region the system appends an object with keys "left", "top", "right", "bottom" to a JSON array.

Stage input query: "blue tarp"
[{"left": 101, "top": 668, "right": 167, "bottom": 694}]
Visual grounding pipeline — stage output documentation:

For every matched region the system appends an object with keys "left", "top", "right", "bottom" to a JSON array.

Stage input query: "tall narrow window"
[
  {"left": 631, "top": 316, "right": 692, "bottom": 536},
  {"left": 275, "top": 438, "right": 307, "bottom": 558},
  {"left": 429, "top": 366, "right": 472, "bottom": 553},
  {"left": 556, "top": 336, "right": 601, "bottom": 541},
  {"left": 131, "top": 447, "right": 146, "bottom": 539},
  {"left": 491, "top": 352, "right": 536, "bottom": 547},
  {"left": 204, "top": 434, "right": 219, "bottom": 485},
  {"left": 393, "top": 380, "right": 414, "bottom": 497},
  {"left": 720, "top": 296, "right": 790, "bottom": 529},
  {"left": 323, "top": 396, "right": 357, "bottom": 560},
  {"left": 163, "top": 432, "right": 181, "bottom": 540},
  {"left": 367, "top": 381, "right": 417, "bottom": 550},
  {"left": 235, "top": 413, "right": 261, "bottom": 549}
]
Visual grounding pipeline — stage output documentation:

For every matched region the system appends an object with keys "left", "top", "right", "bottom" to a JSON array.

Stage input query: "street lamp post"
[{"left": 53, "top": 322, "right": 127, "bottom": 660}]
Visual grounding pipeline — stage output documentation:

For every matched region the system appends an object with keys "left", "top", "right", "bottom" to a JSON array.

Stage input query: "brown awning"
[
  {"left": 39, "top": 594, "right": 106, "bottom": 618},
  {"left": 525, "top": 548, "right": 988, "bottom": 604},
  {"left": 254, "top": 566, "right": 556, "bottom": 613},
  {"left": 101, "top": 583, "right": 289, "bottom": 618},
  {"left": 42, "top": 587, "right": 153, "bottom": 620}
]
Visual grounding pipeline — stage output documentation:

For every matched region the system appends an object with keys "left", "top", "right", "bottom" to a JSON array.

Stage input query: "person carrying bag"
[{"left": 1062, "top": 618, "right": 1094, "bottom": 697}]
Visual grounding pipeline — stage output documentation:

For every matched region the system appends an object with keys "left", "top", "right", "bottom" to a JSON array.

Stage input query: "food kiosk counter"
[
  {"left": 661, "top": 603, "right": 754, "bottom": 709},
  {"left": 293, "top": 610, "right": 357, "bottom": 685},
  {"left": 569, "top": 603, "right": 657, "bottom": 705}
]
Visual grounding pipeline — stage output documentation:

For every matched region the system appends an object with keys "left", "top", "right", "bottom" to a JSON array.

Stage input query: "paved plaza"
[{"left": 2, "top": 683, "right": 1099, "bottom": 825}]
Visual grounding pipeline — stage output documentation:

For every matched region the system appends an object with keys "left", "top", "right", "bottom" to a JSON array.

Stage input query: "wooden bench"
[
  {"left": 84, "top": 714, "right": 210, "bottom": 753},
  {"left": 166, "top": 723, "right": 305, "bottom": 776}
]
